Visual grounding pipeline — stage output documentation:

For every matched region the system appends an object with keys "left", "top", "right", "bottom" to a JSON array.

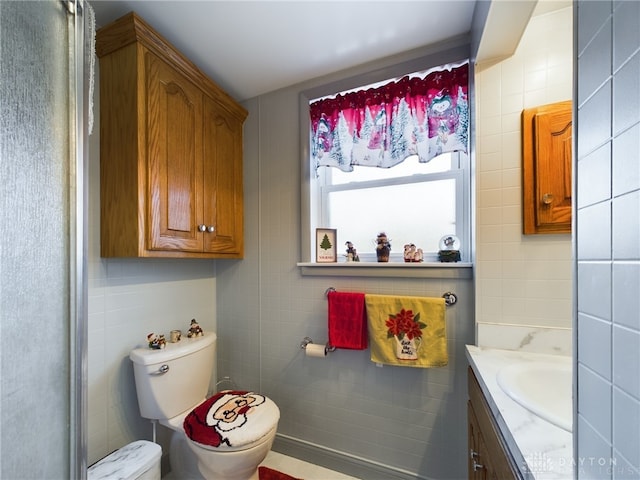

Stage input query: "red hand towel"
[{"left": 327, "top": 291, "right": 368, "bottom": 350}]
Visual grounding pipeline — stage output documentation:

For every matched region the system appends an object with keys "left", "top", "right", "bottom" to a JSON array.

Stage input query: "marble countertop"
[{"left": 465, "top": 345, "right": 574, "bottom": 479}]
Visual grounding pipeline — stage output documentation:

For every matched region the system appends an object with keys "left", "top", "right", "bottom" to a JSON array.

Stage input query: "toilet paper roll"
[{"left": 305, "top": 343, "right": 327, "bottom": 358}]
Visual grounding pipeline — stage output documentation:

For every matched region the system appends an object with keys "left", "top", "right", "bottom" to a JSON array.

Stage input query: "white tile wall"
[{"left": 475, "top": 7, "right": 574, "bottom": 354}]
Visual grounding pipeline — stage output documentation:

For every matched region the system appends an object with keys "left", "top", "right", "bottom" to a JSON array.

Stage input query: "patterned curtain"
[{"left": 310, "top": 62, "right": 469, "bottom": 172}]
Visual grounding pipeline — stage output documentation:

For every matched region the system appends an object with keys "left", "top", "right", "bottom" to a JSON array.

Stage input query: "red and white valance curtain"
[{"left": 310, "top": 62, "right": 469, "bottom": 172}]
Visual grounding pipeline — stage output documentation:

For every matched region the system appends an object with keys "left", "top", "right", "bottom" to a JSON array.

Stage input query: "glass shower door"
[{"left": 0, "top": 0, "right": 88, "bottom": 478}]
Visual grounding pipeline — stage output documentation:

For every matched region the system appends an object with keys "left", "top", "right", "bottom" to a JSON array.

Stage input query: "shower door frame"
[{"left": 67, "top": 0, "right": 89, "bottom": 478}]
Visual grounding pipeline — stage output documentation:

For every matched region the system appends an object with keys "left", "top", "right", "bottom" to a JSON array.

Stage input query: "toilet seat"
[
  {"left": 188, "top": 425, "right": 278, "bottom": 453},
  {"left": 183, "top": 391, "right": 280, "bottom": 451}
]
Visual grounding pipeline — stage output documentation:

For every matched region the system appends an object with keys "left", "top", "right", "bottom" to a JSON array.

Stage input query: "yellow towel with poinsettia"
[{"left": 365, "top": 294, "right": 447, "bottom": 368}]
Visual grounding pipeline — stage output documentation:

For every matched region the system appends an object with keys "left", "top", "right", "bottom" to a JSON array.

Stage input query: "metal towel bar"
[{"left": 324, "top": 287, "right": 457, "bottom": 306}]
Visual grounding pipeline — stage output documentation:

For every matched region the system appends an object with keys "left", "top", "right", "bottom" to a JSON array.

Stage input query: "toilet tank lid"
[
  {"left": 88, "top": 440, "right": 161, "bottom": 479},
  {"left": 130, "top": 331, "right": 216, "bottom": 366}
]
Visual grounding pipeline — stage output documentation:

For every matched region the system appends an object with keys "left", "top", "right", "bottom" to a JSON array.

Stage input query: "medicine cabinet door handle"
[{"left": 470, "top": 449, "right": 484, "bottom": 472}]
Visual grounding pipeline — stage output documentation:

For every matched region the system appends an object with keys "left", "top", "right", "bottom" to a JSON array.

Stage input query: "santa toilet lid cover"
[{"left": 183, "top": 390, "right": 280, "bottom": 449}]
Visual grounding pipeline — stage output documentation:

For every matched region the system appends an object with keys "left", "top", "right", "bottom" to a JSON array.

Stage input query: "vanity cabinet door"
[
  {"left": 468, "top": 368, "right": 520, "bottom": 480},
  {"left": 468, "top": 401, "right": 487, "bottom": 480},
  {"left": 522, "top": 100, "right": 573, "bottom": 234},
  {"left": 146, "top": 52, "right": 204, "bottom": 252}
]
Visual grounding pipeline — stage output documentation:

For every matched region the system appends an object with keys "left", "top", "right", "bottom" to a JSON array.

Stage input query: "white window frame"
[
  {"left": 316, "top": 152, "right": 470, "bottom": 263},
  {"left": 298, "top": 41, "right": 474, "bottom": 277}
]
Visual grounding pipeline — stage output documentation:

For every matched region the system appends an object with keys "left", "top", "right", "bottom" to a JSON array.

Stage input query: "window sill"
[{"left": 297, "top": 261, "right": 473, "bottom": 279}]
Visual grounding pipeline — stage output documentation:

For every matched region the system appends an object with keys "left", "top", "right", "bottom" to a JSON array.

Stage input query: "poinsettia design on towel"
[
  {"left": 385, "top": 308, "right": 427, "bottom": 360},
  {"left": 386, "top": 308, "right": 426, "bottom": 340},
  {"left": 365, "top": 294, "right": 448, "bottom": 367}
]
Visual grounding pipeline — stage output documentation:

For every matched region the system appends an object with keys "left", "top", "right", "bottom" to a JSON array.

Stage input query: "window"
[
  {"left": 300, "top": 51, "right": 472, "bottom": 268},
  {"left": 316, "top": 151, "right": 469, "bottom": 262}
]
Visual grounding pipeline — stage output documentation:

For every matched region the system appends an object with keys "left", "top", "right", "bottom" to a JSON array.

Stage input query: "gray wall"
[
  {"left": 575, "top": 1, "right": 640, "bottom": 477},
  {"left": 216, "top": 47, "right": 475, "bottom": 479}
]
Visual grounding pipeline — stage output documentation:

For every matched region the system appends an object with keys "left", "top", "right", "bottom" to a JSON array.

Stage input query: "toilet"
[{"left": 130, "top": 332, "right": 280, "bottom": 480}]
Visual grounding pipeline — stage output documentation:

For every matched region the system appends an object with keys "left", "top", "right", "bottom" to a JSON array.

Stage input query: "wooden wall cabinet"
[
  {"left": 96, "top": 12, "right": 247, "bottom": 258},
  {"left": 468, "top": 367, "right": 520, "bottom": 479},
  {"left": 522, "top": 101, "right": 572, "bottom": 235}
]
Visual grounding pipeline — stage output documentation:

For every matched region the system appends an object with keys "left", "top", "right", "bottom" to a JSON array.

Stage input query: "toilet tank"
[
  {"left": 130, "top": 332, "right": 216, "bottom": 420},
  {"left": 88, "top": 440, "right": 161, "bottom": 480}
]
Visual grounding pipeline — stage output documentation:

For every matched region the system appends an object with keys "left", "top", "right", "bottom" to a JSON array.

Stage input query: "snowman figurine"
[
  {"left": 187, "top": 319, "right": 204, "bottom": 338},
  {"left": 147, "top": 333, "right": 166, "bottom": 349}
]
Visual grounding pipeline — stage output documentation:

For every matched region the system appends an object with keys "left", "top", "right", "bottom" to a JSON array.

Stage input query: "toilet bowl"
[
  {"left": 185, "top": 425, "right": 277, "bottom": 480},
  {"left": 130, "top": 333, "right": 280, "bottom": 480}
]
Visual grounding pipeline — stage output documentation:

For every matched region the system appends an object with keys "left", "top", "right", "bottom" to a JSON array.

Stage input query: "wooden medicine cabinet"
[
  {"left": 522, "top": 100, "right": 572, "bottom": 234},
  {"left": 96, "top": 12, "right": 247, "bottom": 258}
]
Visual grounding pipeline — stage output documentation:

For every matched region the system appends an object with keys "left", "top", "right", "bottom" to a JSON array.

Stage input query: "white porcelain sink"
[{"left": 497, "top": 357, "right": 572, "bottom": 433}]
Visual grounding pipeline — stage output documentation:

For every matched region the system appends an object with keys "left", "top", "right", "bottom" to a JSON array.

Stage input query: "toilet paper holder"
[{"left": 300, "top": 336, "right": 336, "bottom": 353}]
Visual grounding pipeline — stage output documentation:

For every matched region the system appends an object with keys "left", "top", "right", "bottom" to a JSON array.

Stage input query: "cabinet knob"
[
  {"left": 542, "top": 193, "right": 554, "bottom": 205},
  {"left": 207, "top": 225, "right": 215, "bottom": 233},
  {"left": 198, "top": 224, "right": 207, "bottom": 232}
]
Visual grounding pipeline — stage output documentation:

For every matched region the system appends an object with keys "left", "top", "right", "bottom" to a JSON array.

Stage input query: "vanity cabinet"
[
  {"left": 468, "top": 367, "right": 520, "bottom": 480},
  {"left": 96, "top": 12, "right": 247, "bottom": 258},
  {"left": 522, "top": 101, "right": 572, "bottom": 235}
]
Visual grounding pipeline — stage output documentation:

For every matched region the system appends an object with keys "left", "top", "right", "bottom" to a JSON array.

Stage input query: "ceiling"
[
  {"left": 90, "top": 1, "right": 571, "bottom": 102},
  {"left": 90, "top": 0, "right": 478, "bottom": 102}
]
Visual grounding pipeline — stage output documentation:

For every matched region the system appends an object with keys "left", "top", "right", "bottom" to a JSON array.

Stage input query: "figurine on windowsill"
[
  {"left": 403, "top": 244, "right": 424, "bottom": 263},
  {"left": 147, "top": 333, "right": 166, "bottom": 350},
  {"left": 187, "top": 318, "right": 204, "bottom": 338},
  {"left": 345, "top": 241, "right": 360, "bottom": 262},
  {"left": 375, "top": 232, "right": 391, "bottom": 262},
  {"left": 438, "top": 234, "right": 461, "bottom": 262}
]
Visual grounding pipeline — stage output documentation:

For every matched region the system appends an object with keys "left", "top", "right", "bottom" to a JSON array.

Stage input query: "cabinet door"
[
  {"left": 146, "top": 52, "right": 204, "bottom": 251},
  {"left": 468, "top": 368, "right": 520, "bottom": 479},
  {"left": 202, "top": 97, "right": 244, "bottom": 255},
  {"left": 522, "top": 101, "right": 572, "bottom": 234},
  {"left": 468, "top": 402, "right": 487, "bottom": 480},
  {"left": 534, "top": 107, "right": 572, "bottom": 228}
]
